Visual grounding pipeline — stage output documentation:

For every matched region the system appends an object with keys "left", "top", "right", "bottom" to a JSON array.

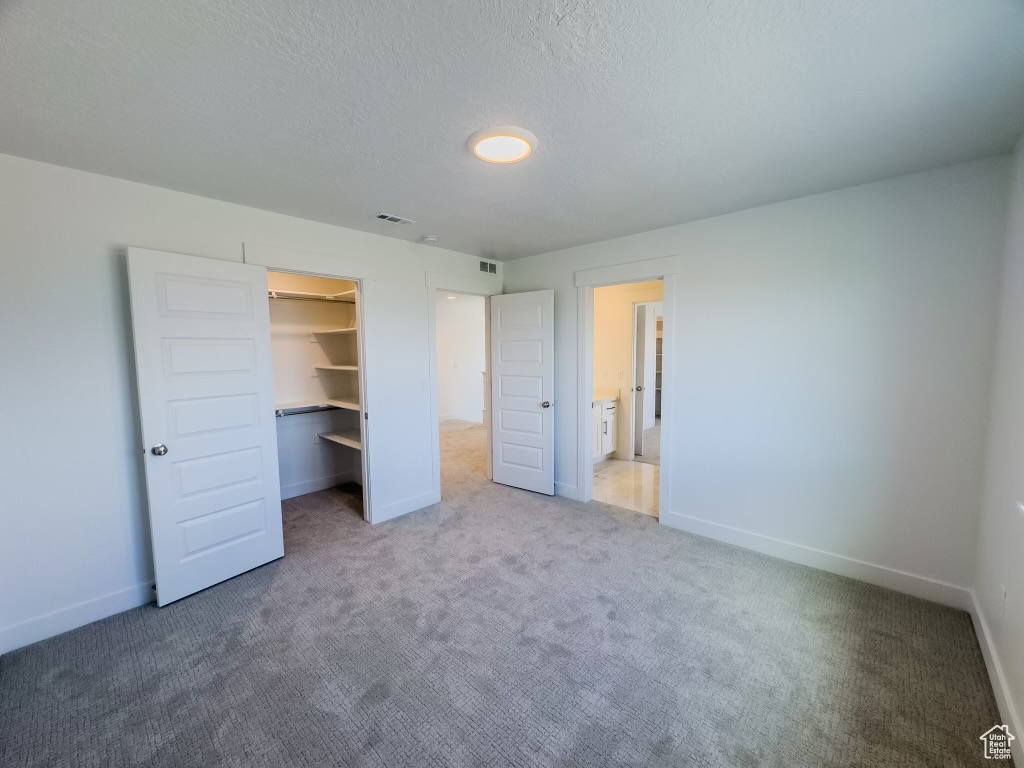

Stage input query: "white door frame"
[
  {"left": 575, "top": 256, "right": 678, "bottom": 513},
  {"left": 242, "top": 245, "right": 373, "bottom": 521},
  {"left": 425, "top": 272, "right": 502, "bottom": 504}
]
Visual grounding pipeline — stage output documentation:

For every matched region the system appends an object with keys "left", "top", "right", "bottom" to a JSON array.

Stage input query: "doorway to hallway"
[{"left": 434, "top": 291, "right": 488, "bottom": 493}]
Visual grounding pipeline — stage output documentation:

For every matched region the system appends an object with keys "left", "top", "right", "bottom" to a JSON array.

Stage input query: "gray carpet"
[{"left": 0, "top": 425, "right": 1002, "bottom": 767}]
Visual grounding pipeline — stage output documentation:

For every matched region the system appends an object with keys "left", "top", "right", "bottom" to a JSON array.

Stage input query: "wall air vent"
[
  {"left": 374, "top": 212, "right": 416, "bottom": 224},
  {"left": 479, "top": 260, "right": 498, "bottom": 274}
]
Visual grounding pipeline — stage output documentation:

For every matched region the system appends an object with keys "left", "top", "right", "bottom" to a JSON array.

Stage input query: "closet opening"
[
  {"left": 267, "top": 270, "right": 368, "bottom": 521},
  {"left": 433, "top": 289, "right": 489, "bottom": 493}
]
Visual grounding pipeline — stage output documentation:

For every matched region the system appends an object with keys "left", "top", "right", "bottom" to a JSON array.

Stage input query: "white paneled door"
[
  {"left": 127, "top": 248, "right": 284, "bottom": 606},
  {"left": 490, "top": 290, "right": 554, "bottom": 495}
]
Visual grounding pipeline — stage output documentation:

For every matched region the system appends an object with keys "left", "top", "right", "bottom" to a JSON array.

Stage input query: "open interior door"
[
  {"left": 644, "top": 305, "right": 658, "bottom": 429},
  {"left": 490, "top": 290, "right": 555, "bottom": 495},
  {"left": 633, "top": 304, "right": 648, "bottom": 456},
  {"left": 633, "top": 302, "right": 659, "bottom": 455},
  {"left": 127, "top": 248, "right": 284, "bottom": 606}
]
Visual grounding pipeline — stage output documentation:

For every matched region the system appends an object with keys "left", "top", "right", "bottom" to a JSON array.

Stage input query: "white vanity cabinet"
[
  {"left": 602, "top": 402, "right": 617, "bottom": 455},
  {"left": 592, "top": 391, "right": 619, "bottom": 461}
]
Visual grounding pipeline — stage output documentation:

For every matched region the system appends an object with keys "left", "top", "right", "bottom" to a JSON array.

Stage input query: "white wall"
[
  {"left": 974, "top": 137, "right": 1024, "bottom": 751},
  {"left": 0, "top": 153, "right": 498, "bottom": 653},
  {"left": 434, "top": 293, "right": 486, "bottom": 422},
  {"left": 504, "top": 156, "right": 1010, "bottom": 604}
]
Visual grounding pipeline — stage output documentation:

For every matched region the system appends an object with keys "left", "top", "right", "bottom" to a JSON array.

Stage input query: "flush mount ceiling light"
[{"left": 468, "top": 126, "right": 537, "bottom": 164}]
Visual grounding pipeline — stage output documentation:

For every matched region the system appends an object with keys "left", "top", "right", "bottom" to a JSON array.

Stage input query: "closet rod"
[
  {"left": 267, "top": 292, "right": 354, "bottom": 304},
  {"left": 275, "top": 404, "right": 338, "bottom": 417}
]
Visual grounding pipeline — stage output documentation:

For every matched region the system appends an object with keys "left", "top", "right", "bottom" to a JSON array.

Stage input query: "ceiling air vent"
[
  {"left": 374, "top": 212, "right": 416, "bottom": 224},
  {"left": 479, "top": 260, "right": 497, "bottom": 274}
]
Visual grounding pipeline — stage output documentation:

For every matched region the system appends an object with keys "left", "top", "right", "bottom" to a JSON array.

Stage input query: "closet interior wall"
[{"left": 267, "top": 271, "right": 364, "bottom": 511}]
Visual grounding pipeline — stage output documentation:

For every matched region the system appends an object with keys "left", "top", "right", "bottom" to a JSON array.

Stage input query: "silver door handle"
[
  {"left": 151, "top": 444, "right": 168, "bottom": 456},
  {"left": 636, "top": 386, "right": 644, "bottom": 392},
  {"left": 541, "top": 401, "right": 551, "bottom": 408}
]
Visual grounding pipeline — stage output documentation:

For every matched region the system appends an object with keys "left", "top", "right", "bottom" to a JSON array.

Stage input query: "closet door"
[
  {"left": 490, "top": 290, "right": 555, "bottom": 495},
  {"left": 127, "top": 248, "right": 284, "bottom": 606}
]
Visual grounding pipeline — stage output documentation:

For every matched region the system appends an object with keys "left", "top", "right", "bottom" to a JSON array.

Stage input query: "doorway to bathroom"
[{"left": 591, "top": 280, "right": 663, "bottom": 517}]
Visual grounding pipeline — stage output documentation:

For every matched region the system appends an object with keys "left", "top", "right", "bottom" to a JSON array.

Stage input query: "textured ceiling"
[{"left": 2, "top": 1, "right": 1023, "bottom": 260}]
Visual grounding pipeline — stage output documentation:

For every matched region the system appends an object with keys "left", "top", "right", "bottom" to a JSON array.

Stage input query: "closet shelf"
[
  {"left": 318, "top": 430, "right": 362, "bottom": 450},
  {"left": 274, "top": 399, "right": 361, "bottom": 416},
  {"left": 316, "top": 365, "right": 359, "bottom": 372},
  {"left": 314, "top": 327, "right": 357, "bottom": 336},
  {"left": 268, "top": 289, "right": 355, "bottom": 303},
  {"left": 325, "top": 399, "right": 361, "bottom": 412},
  {"left": 276, "top": 400, "right": 332, "bottom": 413}
]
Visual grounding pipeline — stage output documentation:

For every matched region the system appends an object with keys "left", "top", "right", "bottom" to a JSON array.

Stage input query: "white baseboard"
[
  {"left": 281, "top": 472, "right": 352, "bottom": 500},
  {"left": 0, "top": 581, "right": 154, "bottom": 655},
  {"left": 554, "top": 481, "right": 581, "bottom": 501},
  {"left": 969, "top": 590, "right": 1023, "bottom": 763},
  {"left": 372, "top": 490, "right": 439, "bottom": 524},
  {"left": 661, "top": 511, "right": 972, "bottom": 610}
]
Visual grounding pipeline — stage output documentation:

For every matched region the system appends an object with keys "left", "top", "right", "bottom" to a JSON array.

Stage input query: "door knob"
[
  {"left": 151, "top": 444, "right": 169, "bottom": 456},
  {"left": 637, "top": 386, "right": 644, "bottom": 392},
  {"left": 541, "top": 401, "right": 551, "bottom": 408}
]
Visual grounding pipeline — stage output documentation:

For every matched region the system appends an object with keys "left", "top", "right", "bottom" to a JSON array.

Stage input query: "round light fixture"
[{"left": 468, "top": 126, "right": 537, "bottom": 164}]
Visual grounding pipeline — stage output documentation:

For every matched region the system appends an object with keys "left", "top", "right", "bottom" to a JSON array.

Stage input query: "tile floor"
[{"left": 593, "top": 458, "right": 660, "bottom": 517}]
